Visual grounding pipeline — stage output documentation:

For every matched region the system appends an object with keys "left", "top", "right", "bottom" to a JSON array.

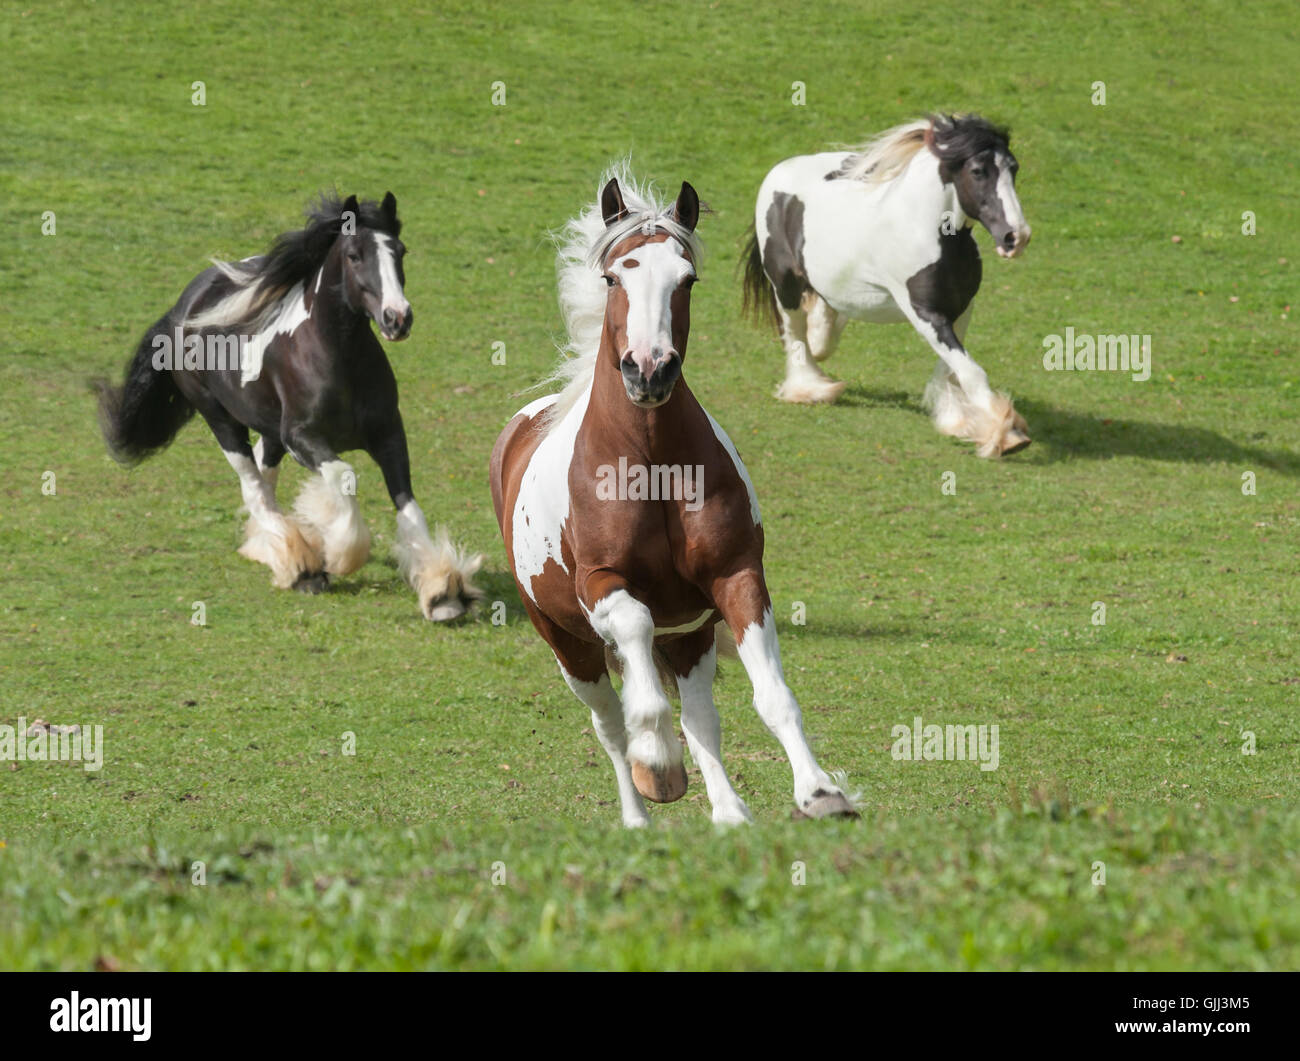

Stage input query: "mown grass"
[{"left": 0, "top": 0, "right": 1296, "bottom": 969}]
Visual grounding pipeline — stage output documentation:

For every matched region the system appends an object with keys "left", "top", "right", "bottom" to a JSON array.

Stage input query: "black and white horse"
[
  {"left": 743, "top": 114, "right": 1033, "bottom": 457},
  {"left": 95, "top": 192, "right": 483, "bottom": 619}
]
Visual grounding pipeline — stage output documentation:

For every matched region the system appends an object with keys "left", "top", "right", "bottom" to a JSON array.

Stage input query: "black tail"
[
  {"left": 92, "top": 316, "right": 195, "bottom": 465},
  {"left": 739, "top": 225, "right": 780, "bottom": 333}
]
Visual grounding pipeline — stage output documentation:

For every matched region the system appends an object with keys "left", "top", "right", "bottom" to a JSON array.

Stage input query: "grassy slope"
[{"left": 0, "top": 0, "right": 1295, "bottom": 969}]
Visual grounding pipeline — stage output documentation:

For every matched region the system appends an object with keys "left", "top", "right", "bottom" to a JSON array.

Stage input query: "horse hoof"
[
  {"left": 777, "top": 379, "right": 846, "bottom": 405},
  {"left": 792, "top": 790, "right": 860, "bottom": 820},
  {"left": 1001, "top": 431, "right": 1032, "bottom": 456},
  {"left": 293, "top": 571, "right": 330, "bottom": 594},
  {"left": 424, "top": 595, "right": 468, "bottom": 622},
  {"left": 631, "top": 759, "right": 688, "bottom": 804}
]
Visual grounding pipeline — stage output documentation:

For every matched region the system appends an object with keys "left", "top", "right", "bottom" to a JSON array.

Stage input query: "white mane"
[
  {"left": 836, "top": 119, "right": 931, "bottom": 183},
  {"left": 537, "top": 163, "right": 702, "bottom": 435}
]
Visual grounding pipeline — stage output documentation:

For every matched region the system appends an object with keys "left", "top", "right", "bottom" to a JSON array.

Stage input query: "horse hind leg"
[
  {"left": 586, "top": 589, "right": 686, "bottom": 805},
  {"left": 775, "top": 294, "right": 846, "bottom": 404},
  {"left": 661, "top": 633, "right": 752, "bottom": 825},
  {"left": 253, "top": 434, "right": 284, "bottom": 495},
  {"left": 222, "top": 449, "right": 323, "bottom": 589},
  {"left": 291, "top": 460, "right": 371, "bottom": 578},
  {"left": 559, "top": 662, "right": 651, "bottom": 828},
  {"left": 805, "top": 295, "right": 847, "bottom": 364}
]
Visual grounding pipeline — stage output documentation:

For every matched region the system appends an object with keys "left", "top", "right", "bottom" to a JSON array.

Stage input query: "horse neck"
[
  {"left": 585, "top": 322, "right": 702, "bottom": 460},
  {"left": 895, "top": 152, "right": 966, "bottom": 228},
  {"left": 308, "top": 247, "right": 370, "bottom": 354}
]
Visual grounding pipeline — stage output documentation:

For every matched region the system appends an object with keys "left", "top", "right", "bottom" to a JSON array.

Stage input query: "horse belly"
[{"left": 828, "top": 282, "right": 908, "bottom": 324}]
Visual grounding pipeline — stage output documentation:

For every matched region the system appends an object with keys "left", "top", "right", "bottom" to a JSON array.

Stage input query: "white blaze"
[
  {"left": 609, "top": 240, "right": 693, "bottom": 380},
  {"left": 373, "top": 233, "right": 409, "bottom": 324}
]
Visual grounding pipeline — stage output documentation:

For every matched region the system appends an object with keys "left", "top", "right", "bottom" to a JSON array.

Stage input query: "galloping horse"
[
  {"left": 743, "top": 113, "right": 1033, "bottom": 457},
  {"left": 491, "top": 169, "right": 857, "bottom": 826},
  {"left": 95, "top": 192, "right": 482, "bottom": 620}
]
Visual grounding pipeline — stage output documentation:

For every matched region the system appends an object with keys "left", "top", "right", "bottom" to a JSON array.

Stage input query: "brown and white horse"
[{"left": 491, "top": 169, "right": 857, "bottom": 826}]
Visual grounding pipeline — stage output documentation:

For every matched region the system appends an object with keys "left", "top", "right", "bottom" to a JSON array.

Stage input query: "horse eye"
[
  {"left": 347, "top": 251, "right": 362, "bottom": 263},
  {"left": 603, "top": 274, "right": 617, "bottom": 287},
  {"left": 684, "top": 276, "right": 699, "bottom": 288}
]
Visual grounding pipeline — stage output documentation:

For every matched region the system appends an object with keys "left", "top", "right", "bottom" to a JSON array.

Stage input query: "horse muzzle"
[
  {"left": 621, "top": 351, "right": 681, "bottom": 408},
  {"left": 380, "top": 305, "right": 414, "bottom": 341},
  {"left": 995, "top": 226, "right": 1032, "bottom": 259}
]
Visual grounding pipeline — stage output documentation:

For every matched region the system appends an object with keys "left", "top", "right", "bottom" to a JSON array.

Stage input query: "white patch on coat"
[
  {"left": 703, "top": 410, "right": 761, "bottom": 526},
  {"left": 240, "top": 282, "right": 310, "bottom": 385},
  {"left": 510, "top": 390, "right": 585, "bottom": 601}
]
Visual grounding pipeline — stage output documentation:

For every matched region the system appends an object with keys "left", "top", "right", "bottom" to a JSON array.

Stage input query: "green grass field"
[{"left": 1, "top": 0, "right": 1296, "bottom": 970}]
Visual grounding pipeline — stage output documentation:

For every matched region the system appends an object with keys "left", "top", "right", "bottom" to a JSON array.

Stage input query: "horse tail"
[
  {"left": 740, "top": 225, "right": 779, "bottom": 332},
  {"left": 92, "top": 316, "right": 195, "bottom": 465}
]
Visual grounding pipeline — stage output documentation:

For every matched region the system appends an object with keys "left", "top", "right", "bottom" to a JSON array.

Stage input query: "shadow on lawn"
[
  {"left": 837, "top": 384, "right": 1300, "bottom": 476},
  {"left": 1015, "top": 396, "right": 1300, "bottom": 475}
]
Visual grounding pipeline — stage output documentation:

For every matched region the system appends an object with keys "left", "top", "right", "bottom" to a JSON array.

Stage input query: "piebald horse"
[
  {"left": 95, "top": 193, "right": 483, "bottom": 620},
  {"left": 491, "top": 169, "right": 857, "bottom": 826},
  {"left": 743, "top": 113, "right": 1033, "bottom": 457}
]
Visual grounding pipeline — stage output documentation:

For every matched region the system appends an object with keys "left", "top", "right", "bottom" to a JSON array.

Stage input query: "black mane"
[
  {"left": 245, "top": 193, "right": 401, "bottom": 295},
  {"left": 929, "top": 113, "right": 1011, "bottom": 162}
]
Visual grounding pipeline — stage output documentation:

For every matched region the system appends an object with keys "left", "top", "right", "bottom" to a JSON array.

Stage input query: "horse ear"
[
  {"left": 601, "top": 178, "right": 628, "bottom": 227},
  {"left": 381, "top": 191, "right": 397, "bottom": 220},
  {"left": 673, "top": 181, "right": 699, "bottom": 233},
  {"left": 341, "top": 194, "right": 360, "bottom": 228}
]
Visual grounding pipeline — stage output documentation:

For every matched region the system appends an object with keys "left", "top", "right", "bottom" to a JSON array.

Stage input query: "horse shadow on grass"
[
  {"left": 1014, "top": 396, "right": 1300, "bottom": 475},
  {"left": 837, "top": 385, "right": 1300, "bottom": 476}
]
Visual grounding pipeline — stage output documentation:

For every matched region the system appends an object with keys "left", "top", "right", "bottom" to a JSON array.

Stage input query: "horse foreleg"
[
  {"left": 775, "top": 297, "right": 846, "bottom": 404},
  {"left": 712, "top": 571, "right": 857, "bottom": 820},
  {"left": 902, "top": 298, "right": 1029, "bottom": 457},
  {"left": 394, "top": 499, "right": 484, "bottom": 621},
  {"left": 368, "top": 426, "right": 483, "bottom": 621},
  {"left": 660, "top": 632, "right": 752, "bottom": 825},
  {"left": 583, "top": 584, "right": 685, "bottom": 805}
]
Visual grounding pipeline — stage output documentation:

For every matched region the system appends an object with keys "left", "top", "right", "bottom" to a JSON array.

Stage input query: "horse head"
[
  {"left": 931, "top": 115, "right": 1032, "bottom": 259},
  {"left": 335, "top": 192, "right": 414, "bottom": 341},
  {"left": 597, "top": 178, "right": 700, "bottom": 407}
]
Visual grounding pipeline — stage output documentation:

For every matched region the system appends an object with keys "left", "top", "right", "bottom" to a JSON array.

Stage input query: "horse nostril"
[{"left": 1003, "top": 231, "right": 1017, "bottom": 247}]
